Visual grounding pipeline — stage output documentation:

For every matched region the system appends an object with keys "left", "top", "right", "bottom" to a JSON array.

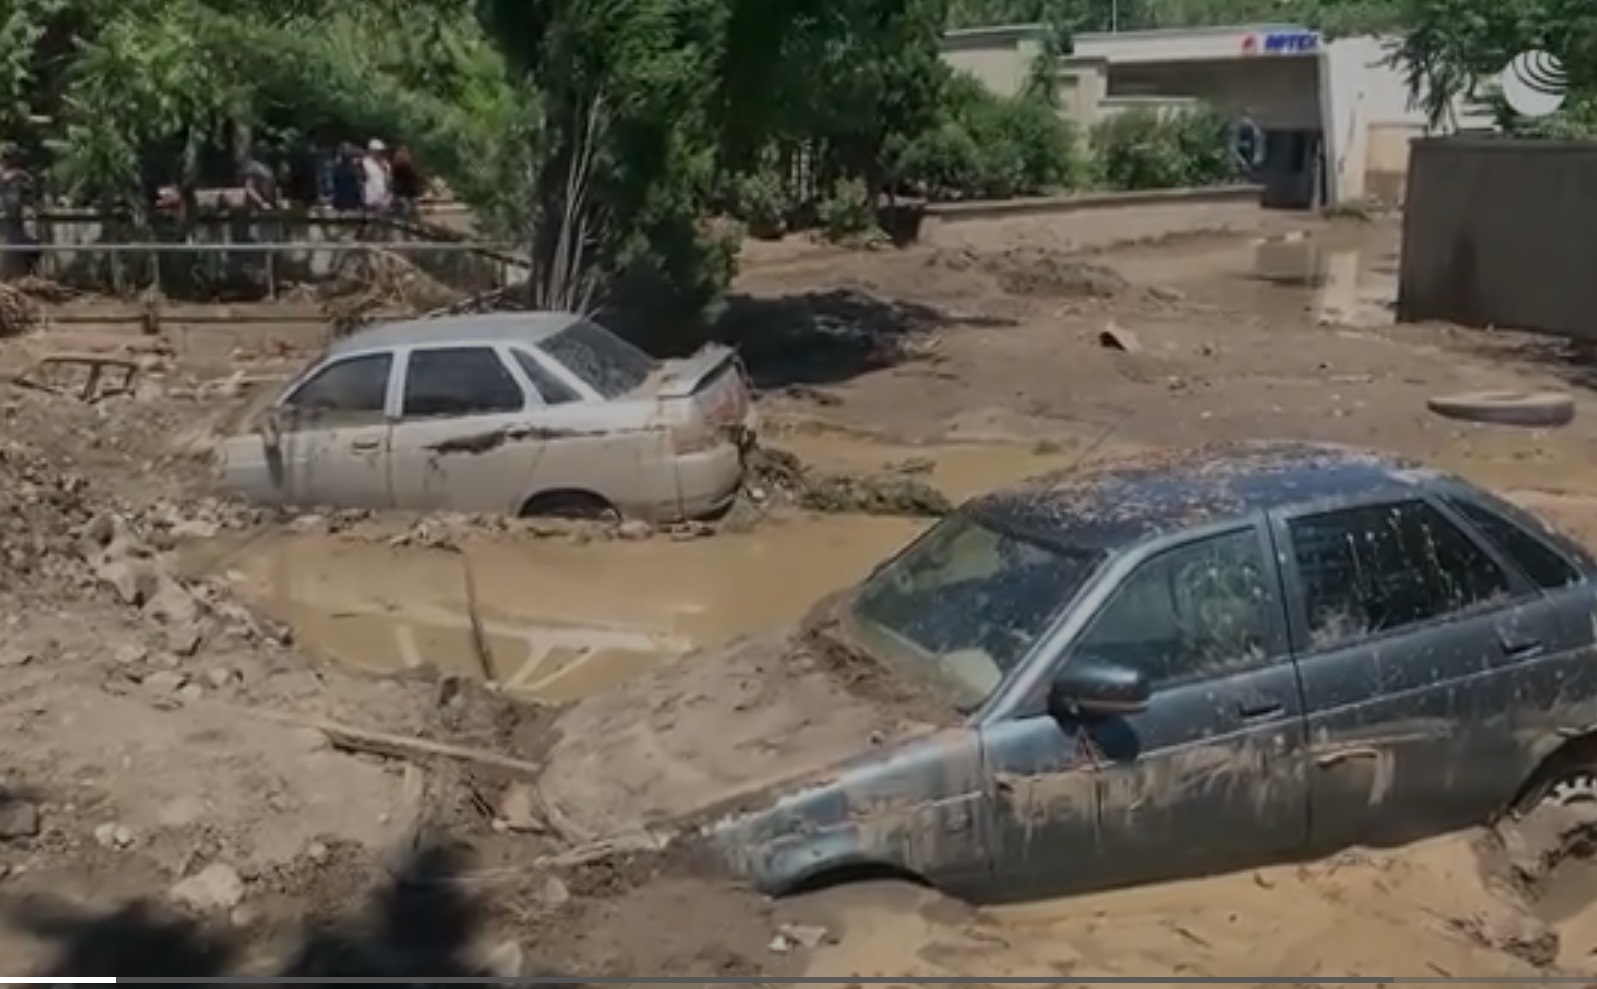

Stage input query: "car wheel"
[
  {"left": 1426, "top": 390, "right": 1576, "bottom": 428},
  {"left": 1542, "top": 770, "right": 1597, "bottom": 808},
  {"left": 520, "top": 491, "right": 622, "bottom": 523}
]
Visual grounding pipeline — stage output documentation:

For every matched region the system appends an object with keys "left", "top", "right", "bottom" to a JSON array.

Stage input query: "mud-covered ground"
[{"left": 9, "top": 201, "right": 1597, "bottom": 981}]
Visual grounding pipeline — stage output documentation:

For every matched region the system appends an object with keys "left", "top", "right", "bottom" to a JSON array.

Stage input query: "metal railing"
[{"left": 2, "top": 234, "right": 528, "bottom": 299}]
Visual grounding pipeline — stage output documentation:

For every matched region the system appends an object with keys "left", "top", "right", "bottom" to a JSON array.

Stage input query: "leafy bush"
[
  {"left": 893, "top": 72, "right": 1085, "bottom": 201},
  {"left": 732, "top": 167, "right": 791, "bottom": 240},
  {"left": 1092, "top": 105, "right": 1234, "bottom": 191},
  {"left": 817, "top": 176, "right": 878, "bottom": 243}
]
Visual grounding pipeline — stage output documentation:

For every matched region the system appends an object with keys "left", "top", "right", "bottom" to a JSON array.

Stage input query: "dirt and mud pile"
[
  {"left": 0, "top": 436, "right": 94, "bottom": 589},
  {"left": 929, "top": 246, "right": 1128, "bottom": 298},
  {"left": 744, "top": 445, "right": 953, "bottom": 518}
]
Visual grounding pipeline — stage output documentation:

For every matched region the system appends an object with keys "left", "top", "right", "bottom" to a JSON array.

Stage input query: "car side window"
[
  {"left": 284, "top": 353, "right": 392, "bottom": 423},
  {"left": 1289, "top": 500, "right": 1512, "bottom": 651},
  {"left": 1446, "top": 497, "right": 1582, "bottom": 590},
  {"left": 402, "top": 347, "right": 525, "bottom": 419},
  {"left": 1072, "top": 528, "right": 1271, "bottom": 685},
  {"left": 512, "top": 349, "right": 582, "bottom": 406}
]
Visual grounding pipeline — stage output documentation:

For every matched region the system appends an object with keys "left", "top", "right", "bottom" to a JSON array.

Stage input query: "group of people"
[
  {"left": 324, "top": 139, "right": 424, "bottom": 214},
  {"left": 228, "top": 138, "right": 426, "bottom": 215}
]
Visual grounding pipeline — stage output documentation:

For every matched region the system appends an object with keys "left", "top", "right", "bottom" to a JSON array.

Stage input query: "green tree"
[{"left": 1389, "top": 0, "right": 1597, "bottom": 129}]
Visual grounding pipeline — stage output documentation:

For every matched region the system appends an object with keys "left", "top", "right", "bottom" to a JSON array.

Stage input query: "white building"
[{"left": 940, "top": 23, "right": 1489, "bottom": 208}]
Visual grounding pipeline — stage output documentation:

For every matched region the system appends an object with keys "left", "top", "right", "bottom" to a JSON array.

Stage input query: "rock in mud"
[
  {"left": 477, "top": 939, "right": 525, "bottom": 978},
  {"left": 777, "top": 922, "right": 831, "bottom": 949},
  {"left": 617, "top": 519, "right": 654, "bottom": 540},
  {"left": 95, "top": 557, "right": 158, "bottom": 606},
  {"left": 0, "top": 799, "right": 39, "bottom": 839},
  {"left": 538, "top": 875, "right": 571, "bottom": 907},
  {"left": 498, "top": 782, "right": 546, "bottom": 834},
  {"left": 165, "top": 620, "right": 205, "bottom": 657},
  {"left": 169, "top": 863, "right": 245, "bottom": 913},
  {"left": 143, "top": 577, "right": 202, "bottom": 627},
  {"left": 93, "top": 822, "right": 134, "bottom": 849},
  {"left": 143, "top": 670, "right": 187, "bottom": 694}
]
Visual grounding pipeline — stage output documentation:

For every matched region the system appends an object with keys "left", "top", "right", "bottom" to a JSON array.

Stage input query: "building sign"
[{"left": 1242, "top": 31, "right": 1320, "bottom": 55}]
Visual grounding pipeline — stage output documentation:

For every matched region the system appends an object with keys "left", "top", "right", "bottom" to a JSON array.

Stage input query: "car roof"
[
  {"left": 324, "top": 312, "right": 583, "bottom": 359},
  {"left": 968, "top": 440, "right": 1443, "bottom": 551}
]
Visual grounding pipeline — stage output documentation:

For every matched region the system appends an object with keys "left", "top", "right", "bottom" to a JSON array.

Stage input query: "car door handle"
[
  {"left": 350, "top": 438, "right": 381, "bottom": 452},
  {"left": 1498, "top": 632, "right": 1544, "bottom": 659},
  {"left": 1236, "top": 698, "right": 1285, "bottom": 721}
]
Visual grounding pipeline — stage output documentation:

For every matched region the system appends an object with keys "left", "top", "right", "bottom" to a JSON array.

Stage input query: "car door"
[
  {"left": 387, "top": 345, "right": 541, "bottom": 513},
  {"left": 1275, "top": 495, "right": 1560, "bottom": 852},
  {"left": 1437, "top": 492, "right": 1597, "bottom": 804},
  {"left": 270, "top": 351, "right": 395, "bottom": 509},
  {"left": 980, "top": 521, "right": 1308, "bottom": 901}
]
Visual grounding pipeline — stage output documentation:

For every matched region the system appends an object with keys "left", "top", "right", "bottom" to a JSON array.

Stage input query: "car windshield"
[
  {"left": 539, "top": 320, "right": 657, "bottom": 399},
  {"left": 849, "top": 513, "right": 1104, "bottom": 710}
]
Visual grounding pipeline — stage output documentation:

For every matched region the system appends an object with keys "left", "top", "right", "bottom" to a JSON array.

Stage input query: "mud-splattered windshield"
[
  {"left": 850, "top": 514, "right": 1103, "bottom": 709},
  {"left": 539, "top": 320, "right": 656, "bottom": 399}
]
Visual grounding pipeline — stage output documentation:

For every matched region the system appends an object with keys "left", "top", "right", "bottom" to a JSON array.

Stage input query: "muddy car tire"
[
  {"left": 519, "top": 490, "right": 622, "bottom": 522},
  {"left": 1426, "top": 390, "right": 1575, "bottom": 428}
]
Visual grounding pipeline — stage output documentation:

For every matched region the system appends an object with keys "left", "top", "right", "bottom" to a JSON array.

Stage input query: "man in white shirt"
[{"left": 361, "top": 139, "right": 391, "bottom": 211}]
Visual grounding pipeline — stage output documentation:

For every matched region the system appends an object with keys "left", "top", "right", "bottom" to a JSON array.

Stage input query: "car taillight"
[{"left": 669, "top": 419, "right": 719, "bottom": 454}]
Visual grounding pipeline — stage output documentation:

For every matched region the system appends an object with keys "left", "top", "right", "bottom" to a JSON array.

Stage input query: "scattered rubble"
[
  {"left": 169, "top": 862, "right": 247, "bottom": 913},
  {"left": 745, "top": 445, "right": 953, "bottom": 517}
]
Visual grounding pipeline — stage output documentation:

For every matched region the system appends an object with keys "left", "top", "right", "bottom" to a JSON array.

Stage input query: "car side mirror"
[{"left": 1046, "top": 658, "right": 1150, "bottom": 719}]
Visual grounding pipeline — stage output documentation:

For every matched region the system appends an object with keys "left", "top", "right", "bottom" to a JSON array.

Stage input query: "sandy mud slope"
[
  {"left": 799, "top": 839, "right": 1561, "bottom": 986},
  {"left": 12, "top": 204, "right": 1597, "bottom": 979}
]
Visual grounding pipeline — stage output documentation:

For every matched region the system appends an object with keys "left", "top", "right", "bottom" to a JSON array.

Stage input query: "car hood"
[{"left": 535, "top": 616, "right": 937, "bottom": 844}]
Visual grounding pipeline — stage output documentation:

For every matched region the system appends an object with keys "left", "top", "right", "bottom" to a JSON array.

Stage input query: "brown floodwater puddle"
[{"left": 204, "top": 433, "right": 1080, "bottom": 703}]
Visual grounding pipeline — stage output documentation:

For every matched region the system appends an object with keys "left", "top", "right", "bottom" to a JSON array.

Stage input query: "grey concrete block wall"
[{"left": 1398, "top": 138, "right": 1597, "bottom": 339}]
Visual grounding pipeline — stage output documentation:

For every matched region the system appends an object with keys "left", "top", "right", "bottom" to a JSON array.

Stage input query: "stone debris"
[
  {"left": 169, "top": 862, "right": 246, "bottom": 913},
  {"left": 496, "top": 782, "right": 547, "bottom": 835},
  {"left": 93, "top": 822, "right": 135, "bottom": 849},
  {"left": 0, "top": 800, "right": 40, "bottom": 840}
]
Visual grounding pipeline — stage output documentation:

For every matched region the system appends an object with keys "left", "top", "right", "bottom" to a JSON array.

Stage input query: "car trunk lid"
[{"left": 655, "top": 345, "right": 753, "bottom": 432}]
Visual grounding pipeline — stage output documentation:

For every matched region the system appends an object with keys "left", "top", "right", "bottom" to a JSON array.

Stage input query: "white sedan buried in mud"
[
  {"left": 534, "top": 442, "right": 1597, "bottom": 904},
  {"left": 218, "top": 312, "right": 758, "bottom": 521}
]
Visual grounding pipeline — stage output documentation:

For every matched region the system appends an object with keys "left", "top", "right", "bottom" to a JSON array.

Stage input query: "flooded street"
[
  {"left": 203, "top": 431, "right": 1081, "bottom": 702},
  {"left": 17, "top": 203, "right": 1597, "bottom": 981}
]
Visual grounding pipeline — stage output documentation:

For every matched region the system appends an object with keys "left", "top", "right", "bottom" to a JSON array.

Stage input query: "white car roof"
[{"left": 325, "top": 311, "right": 585, "bottom": 360}]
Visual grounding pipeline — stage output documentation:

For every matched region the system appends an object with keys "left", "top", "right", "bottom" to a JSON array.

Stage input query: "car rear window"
[
  {"left": 1289, "top": 500, "right": 1512, "bottom": 650},
  {"left": 1447, "top": 496, "right": 1582, "bottom": 590},
  {"left": 539, "top": 320, "right": 655, "bottom": 400}
]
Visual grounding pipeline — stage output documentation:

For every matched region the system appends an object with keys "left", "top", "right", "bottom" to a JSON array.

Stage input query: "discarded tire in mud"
[{"left": 1426, "top": 391, "right": 1575, "bottom": 428}]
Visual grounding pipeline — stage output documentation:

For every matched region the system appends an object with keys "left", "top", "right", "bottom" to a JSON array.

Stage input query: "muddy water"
[
  {"left": 1113, "top": 222, "right": 1400, "bottom": 328},
  {"left": 213, "top": 433, "right": 1075, "bottom": 702}
]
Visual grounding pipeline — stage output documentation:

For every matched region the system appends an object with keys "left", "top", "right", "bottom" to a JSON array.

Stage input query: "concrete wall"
[
  {"left": 941, "top": 27, "right": 1039, "bottom": 97},
  {"left": 1398, "top": 138, "right": 1597, "bottom": 338},
  {"left": 1107, "top": 58, "right": 1320, "bottom": 129}
]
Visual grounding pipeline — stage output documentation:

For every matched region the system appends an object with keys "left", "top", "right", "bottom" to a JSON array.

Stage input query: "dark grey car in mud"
[{"left": 534, "top": 442, "right": 1597, "bottom": 903}]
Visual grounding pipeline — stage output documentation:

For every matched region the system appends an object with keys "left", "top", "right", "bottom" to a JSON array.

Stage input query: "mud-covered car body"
[
  {"left": 219, "top": 312, "right": 757, "bottom": 521},
  {"left": 536, "top": 442, "right": 1597, "bottom": 903}
]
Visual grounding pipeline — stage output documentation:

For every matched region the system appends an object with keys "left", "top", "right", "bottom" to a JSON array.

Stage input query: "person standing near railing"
[
  {"left": 241, "top": 150, "right": 278, "bottom": 210},
  {"left": 361, "top": 139, "right": 391, "bottom": 213},
  {"left": 0, "top": 146, "right": 37, "bottom": 280},
  {"left": 331, "top": 143, "right": 364, "bottom": 213},
  {"left": 390, "top": 144, "right": 422, "bottom": 218}
]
